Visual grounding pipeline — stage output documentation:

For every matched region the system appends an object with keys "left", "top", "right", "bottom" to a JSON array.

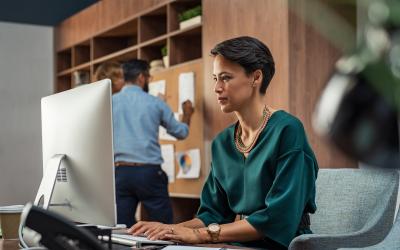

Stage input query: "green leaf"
[{"left": 178, "top": 5, "right": 202, "bottom": 22}]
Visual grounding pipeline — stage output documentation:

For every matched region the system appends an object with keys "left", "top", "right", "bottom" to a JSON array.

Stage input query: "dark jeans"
[{"left": 115, "top": 165, "right": 173, "bottom": 227}]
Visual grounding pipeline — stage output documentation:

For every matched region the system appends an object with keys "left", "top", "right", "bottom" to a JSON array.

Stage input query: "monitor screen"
[{"left": 38, "top": 79, "right": 116, "bottom": 226}]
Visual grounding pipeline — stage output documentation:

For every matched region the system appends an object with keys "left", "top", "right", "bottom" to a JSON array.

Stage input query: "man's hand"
[
  {"left": 182, "top": 100, "right": 194, "bottom": 126},
  {"left": 182, "top": 100, "right": 194, "bottom": 116}
]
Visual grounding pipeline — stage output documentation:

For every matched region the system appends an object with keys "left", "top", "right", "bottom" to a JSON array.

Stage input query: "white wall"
[{"left": 0, "top": 22, "right": 53, "bottom": 205}]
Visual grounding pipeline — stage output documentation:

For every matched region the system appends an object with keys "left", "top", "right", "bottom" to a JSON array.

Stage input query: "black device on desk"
[
  {"left": 20, "top": 203, "right": 174, "bottom": 250},
  {"left": 20, "top": 203, "right": 108, "bottom": 250}
]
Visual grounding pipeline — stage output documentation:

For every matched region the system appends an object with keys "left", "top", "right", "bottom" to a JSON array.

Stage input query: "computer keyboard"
[{"left": 110, "top": 233, "right": 175, "bottom": 247}]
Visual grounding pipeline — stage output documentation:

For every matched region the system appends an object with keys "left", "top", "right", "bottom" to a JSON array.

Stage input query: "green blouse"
[{"left": 197, "top": 110, "right": 318, "bottom": 248}]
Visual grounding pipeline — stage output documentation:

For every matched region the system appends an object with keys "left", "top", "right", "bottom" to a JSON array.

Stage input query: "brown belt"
[{"left": 114, "top": 161, "right": 146, "bottom": 167}]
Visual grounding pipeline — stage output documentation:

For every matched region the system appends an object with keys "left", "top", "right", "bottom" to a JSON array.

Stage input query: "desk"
[
  {"left": 0, "top": 239, "right": 247, "bottom": 250},
  {"left": 0, "top": 240, "right": 18, "bottom": 250}
]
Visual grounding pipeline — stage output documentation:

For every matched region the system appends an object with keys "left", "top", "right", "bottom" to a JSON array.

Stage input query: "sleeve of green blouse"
[
  {"left": 245, "top": 150, "right": 317, "bottom": 247},
  {"left": 196, "top": 165, "right": 236, "bottom": 226}
]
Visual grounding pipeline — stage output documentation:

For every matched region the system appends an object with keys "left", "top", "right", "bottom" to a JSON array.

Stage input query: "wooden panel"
[
  {"left": 55, "top": 0, "right": 167, "bottom": 51},
  {"left": 288, "top": 0, "right": 357, "bottom": 168},
  {"left": 202, "top": 0, "right": 290, "bottom": 141},
  {"left": 151, "top": 59, "right": 205, "bottom": 196}
]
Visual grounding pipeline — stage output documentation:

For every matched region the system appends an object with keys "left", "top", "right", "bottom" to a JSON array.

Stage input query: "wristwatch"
[{"left": 207, "top": 223, "right": 221, "bottom": 242}]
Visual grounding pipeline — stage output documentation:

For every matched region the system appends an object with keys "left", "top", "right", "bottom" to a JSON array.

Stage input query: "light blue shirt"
[{"left": 112, "top": 84, "right": 189, "bottom": 164}]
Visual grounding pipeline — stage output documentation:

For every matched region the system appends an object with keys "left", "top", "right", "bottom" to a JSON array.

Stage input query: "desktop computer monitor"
[{"left": 34, "top": 79, "right": 116, "bottom": 226}]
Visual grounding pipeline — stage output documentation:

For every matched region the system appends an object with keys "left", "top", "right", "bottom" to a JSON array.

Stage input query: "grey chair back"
[
  {"left": 339, "top": 205, "right": 400, "bottom": 250},
  {"left": 311, "top": 169, "right": 398, "bottom": 235}
]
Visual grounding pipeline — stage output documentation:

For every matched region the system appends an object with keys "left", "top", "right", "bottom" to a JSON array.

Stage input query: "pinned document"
[
  {"left": 148, "top": 80, "right": 166, "bottom": 98},
  {"left": 178, "top": 72, "right": 195, "bottom": 114},
  {"left": 159, "top": 113, "right": 180, "bottom": 141},
  {"left": 176, "top": 149, "right": 200, "bottom": 179},
  {"left": 161, "top": 144, "right": 175, "bottom": 183}
]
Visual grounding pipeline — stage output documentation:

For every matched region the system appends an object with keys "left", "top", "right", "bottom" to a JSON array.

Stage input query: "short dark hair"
[
  {"left": 122, "top": 59, "right": 150, "bottom": 83},
  {"left": 210, "top": 36, "right": 275, "bottom": 94}
]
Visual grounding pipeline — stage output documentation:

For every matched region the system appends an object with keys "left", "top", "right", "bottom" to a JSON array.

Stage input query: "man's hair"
[
  {"left": 210, "top": 36, "right": 275, "bottom": 94},
  {"left": 93, "top": 61, "right": 122, "bottom": 82},
  {"left": 122, "top": 59, "right": 150, "bottom": 83}
]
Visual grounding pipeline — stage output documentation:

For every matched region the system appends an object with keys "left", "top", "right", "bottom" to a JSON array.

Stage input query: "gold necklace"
[{"left": 235, "top": 106, "right": 271, "bottom": 154}]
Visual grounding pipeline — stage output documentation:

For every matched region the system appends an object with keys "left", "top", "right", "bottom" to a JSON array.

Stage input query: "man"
[{"left": 113, "top": 59, "right": 194, "bottom": 227}]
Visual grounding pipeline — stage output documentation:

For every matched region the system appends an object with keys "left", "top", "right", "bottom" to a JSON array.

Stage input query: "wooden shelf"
[
  {"left": 57, "top": 48, "right": 72, "bottom": 72},
  {"left": 170, "top": 25, "right": 202, "bottom": 66},
  {"left": 57, "top": 62, "right": 91, "bottom": 77},
  {"left": 73, "top": 40, "right": 91, "bottom": 66},
  {"left": 139, "top": 6, "right": 167, "bottom": 43},
  {"left": 93, "top": 45, "right": 139, "bottom": 65},
  {"left": 139, "top": 38, "right": 167, "bottom": 63},
  {"left": 54, "top": 0, "right": 205, "bottom": 200},
  {"left": 56, "top": 1, "right": 202, "bottom": 82},
  {"left": 56, "top": 75, "right": 72, "bottom": 92},
  {"left": 168, "top": 0, "right": 201, "bottom": 32},
  {"left": 93, "top": 19, "right": 138, "bottom": 60}
]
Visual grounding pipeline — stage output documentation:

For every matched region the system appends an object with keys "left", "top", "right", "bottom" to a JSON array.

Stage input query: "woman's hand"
[
  {"left": 127, "top": 221, "right": 172, "bottom": 237},
  {"left": 153, "top": 225, "right": 207, "bottom": 244}
]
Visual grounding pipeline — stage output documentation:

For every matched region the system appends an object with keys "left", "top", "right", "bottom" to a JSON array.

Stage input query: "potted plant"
[
  {"left": 178, "top": 5, "right": 202, "bottom": 30},
  {"left": 161, "top": 45, "right": 169, "bottom": 68}
]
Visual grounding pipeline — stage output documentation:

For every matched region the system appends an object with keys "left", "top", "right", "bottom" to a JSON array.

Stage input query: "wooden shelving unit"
[
  {"left": 54, "top": 0, "right": 204, "bottom": 204},
  {"left": 55, "top": 0, "right": 202, "bottom": 90}
]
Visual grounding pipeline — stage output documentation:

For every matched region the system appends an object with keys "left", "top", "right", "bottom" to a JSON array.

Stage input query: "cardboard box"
[{"left": 0, "top": 212, "right": 21, "bottom": 239}]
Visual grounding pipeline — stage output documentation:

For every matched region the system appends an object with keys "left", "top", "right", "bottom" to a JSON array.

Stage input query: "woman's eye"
[
  {"left": 222, "top": 76, "right": 231, "bottom": 82},
  {"left": 213, "top": 77, "right": 217, "bottom": 82}
]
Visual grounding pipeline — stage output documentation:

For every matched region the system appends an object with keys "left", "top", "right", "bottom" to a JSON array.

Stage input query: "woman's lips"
[{"left": 218, "top": 97, "right": 228, "bottom": 104}]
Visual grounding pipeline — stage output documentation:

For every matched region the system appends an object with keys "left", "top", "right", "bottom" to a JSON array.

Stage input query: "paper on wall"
[
  {"left": 159, "top": 113, "right": 180, "bottom": 141},
  {"left": 148, "top": 80, "right": 166, "bottom": 97},
  {"left": 161, "top": 144, "right": 175, "bottom": 183},
  {"left": 176, "top": 148, "right": 200, "bottom": 179},
  {"left": 178, "top": 72, "right": 195, "bottom": 114}
]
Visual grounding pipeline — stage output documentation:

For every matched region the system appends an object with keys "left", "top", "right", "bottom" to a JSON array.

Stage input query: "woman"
[
  {"left": 128, "top": 36, "right": 318, "bottom": 249},
  {"left": 94, "top": 61, "right": 125, "bottom": 94}
]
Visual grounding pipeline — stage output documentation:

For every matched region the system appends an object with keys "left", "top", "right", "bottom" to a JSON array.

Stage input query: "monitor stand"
[{"left": 34, "top": 154, "right": 66, "bottom": 209}]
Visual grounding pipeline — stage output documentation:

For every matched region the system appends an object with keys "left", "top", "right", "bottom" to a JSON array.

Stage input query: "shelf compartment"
[
  {"left": 93, "top": 19, "right": 138, "bottom": 59},
  {"left": 139, "top": 38, "right": 167, "bottom": 63},
  {"left": 93, "top": 46, "right": 138, "bottom": 65},
  {"left": 168, "top": 0, "right": 201, "bottom": 32},
  {"left": 139, "top": 6, "right": 167, "bottom": 43},
  {"left": 72, "top": 67, "right": 91, "bottom": 87},
  {"left": 73, "top": 40, "right": 91, "bottom": 66},
  {"left": 56, "top": 75, "right": 72, "bottom": 93},
  {"left": 169, "top": 25, "right": 202, "bottom": 66},
  {"left": 57, "top": 48, "right": 72, "bottom": 72}
]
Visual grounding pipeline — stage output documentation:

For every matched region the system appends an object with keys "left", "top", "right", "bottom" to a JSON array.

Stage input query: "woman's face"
[
  {"left": 213, "top": 55, "right": 256, "bottom": 113},
  {"left": 112, "top": 70, "right": 125, "bottom": 94}
]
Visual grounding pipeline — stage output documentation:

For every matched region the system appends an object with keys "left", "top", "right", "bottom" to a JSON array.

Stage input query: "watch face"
[{"left": 209, "top": 224, "right": 220, "bottom": 232}]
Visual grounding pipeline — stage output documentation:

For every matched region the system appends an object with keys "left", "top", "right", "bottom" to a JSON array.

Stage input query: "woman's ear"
[{"left": 253, "top": 69, "right": 263, "bottom": 84}]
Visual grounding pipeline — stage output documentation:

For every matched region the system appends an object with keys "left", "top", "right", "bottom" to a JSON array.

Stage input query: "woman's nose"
[{"left": 214, "top": 80, "right": 223, "bottom": 93}]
